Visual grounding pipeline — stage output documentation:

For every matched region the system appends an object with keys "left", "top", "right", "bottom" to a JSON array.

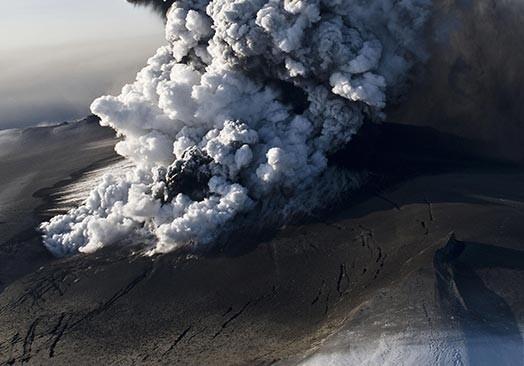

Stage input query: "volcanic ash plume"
[{"left": 40, "top": 0, "right": 432, "bottom": 256}]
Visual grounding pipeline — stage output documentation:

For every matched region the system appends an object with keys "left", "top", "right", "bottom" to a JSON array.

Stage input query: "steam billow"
[{"left": 41, "top": 0, "right": 431, "bottom": 256}]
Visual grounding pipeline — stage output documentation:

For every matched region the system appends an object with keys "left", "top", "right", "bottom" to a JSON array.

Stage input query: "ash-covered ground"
[{"left": 1, "top": 117, "right": 524, "bottom": 365}]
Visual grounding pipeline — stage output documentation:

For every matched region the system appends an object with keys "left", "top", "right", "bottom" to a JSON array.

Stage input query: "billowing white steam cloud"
[{"left": 41, "top": 0, "right": 432, "bottom": 256}]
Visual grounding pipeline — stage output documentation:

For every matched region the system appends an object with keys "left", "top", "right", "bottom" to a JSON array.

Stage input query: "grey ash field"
[{"left": 0, "top": 117, "right": 523, "bottom": 365}]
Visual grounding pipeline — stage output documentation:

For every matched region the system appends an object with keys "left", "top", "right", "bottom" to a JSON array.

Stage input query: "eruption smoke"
[
  {"left": 41, "top": 0, "right": 432, "bottom": 256},
  {"left": 127, "top": 0, "right": 176, "bottom": 17},
  {"left": 391, "top": 0, "right": 524, "bottom": 162}
]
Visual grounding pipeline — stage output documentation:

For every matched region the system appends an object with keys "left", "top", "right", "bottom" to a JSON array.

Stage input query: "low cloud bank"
[{"left": 0, "top": 36, "right": 162, "bottom": 130}]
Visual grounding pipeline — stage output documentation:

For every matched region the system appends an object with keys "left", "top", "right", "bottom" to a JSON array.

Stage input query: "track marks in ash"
[
  {"left": 70, "top": 266, "right": 151, "bottom": 328},
  {"left": 214, "top": 301, "right": 252, "bottom": 338},
  {"left": 311, "top": 280, "right": 325, "bottom": 305},
  {"left": 48, "top": 313, "right": 68, "bottom": 358},
  {"left": 374, "top": 192, "right": 402, "bottom": 211},
  {"left": 3, "top": 264, "right": 153, "bottom": 364},
  {"left": 14, "top": 271, "right": 67, "bottom": 308},
  {"left": 2, "top": 332, "right": 20, "bottom": 366},
  {"left": 418, "top": 196, "right": 435, "bottom": 235},
  {"left": 21, "top": 319, "right": 39, "bottom": 364},
  {"left": 337, "top": 264, "right": 350, "bottom": 296},
  {"left": 162, "top": 326, "right": 192, "bottom": 356},
  {"left": 356, "top": 224, "right": 386, "bottom": 280}
]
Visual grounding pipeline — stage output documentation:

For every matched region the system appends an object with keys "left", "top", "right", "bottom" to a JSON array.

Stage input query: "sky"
[{"left": 0, "top": 0, "right": 165, "bottom": 129}]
